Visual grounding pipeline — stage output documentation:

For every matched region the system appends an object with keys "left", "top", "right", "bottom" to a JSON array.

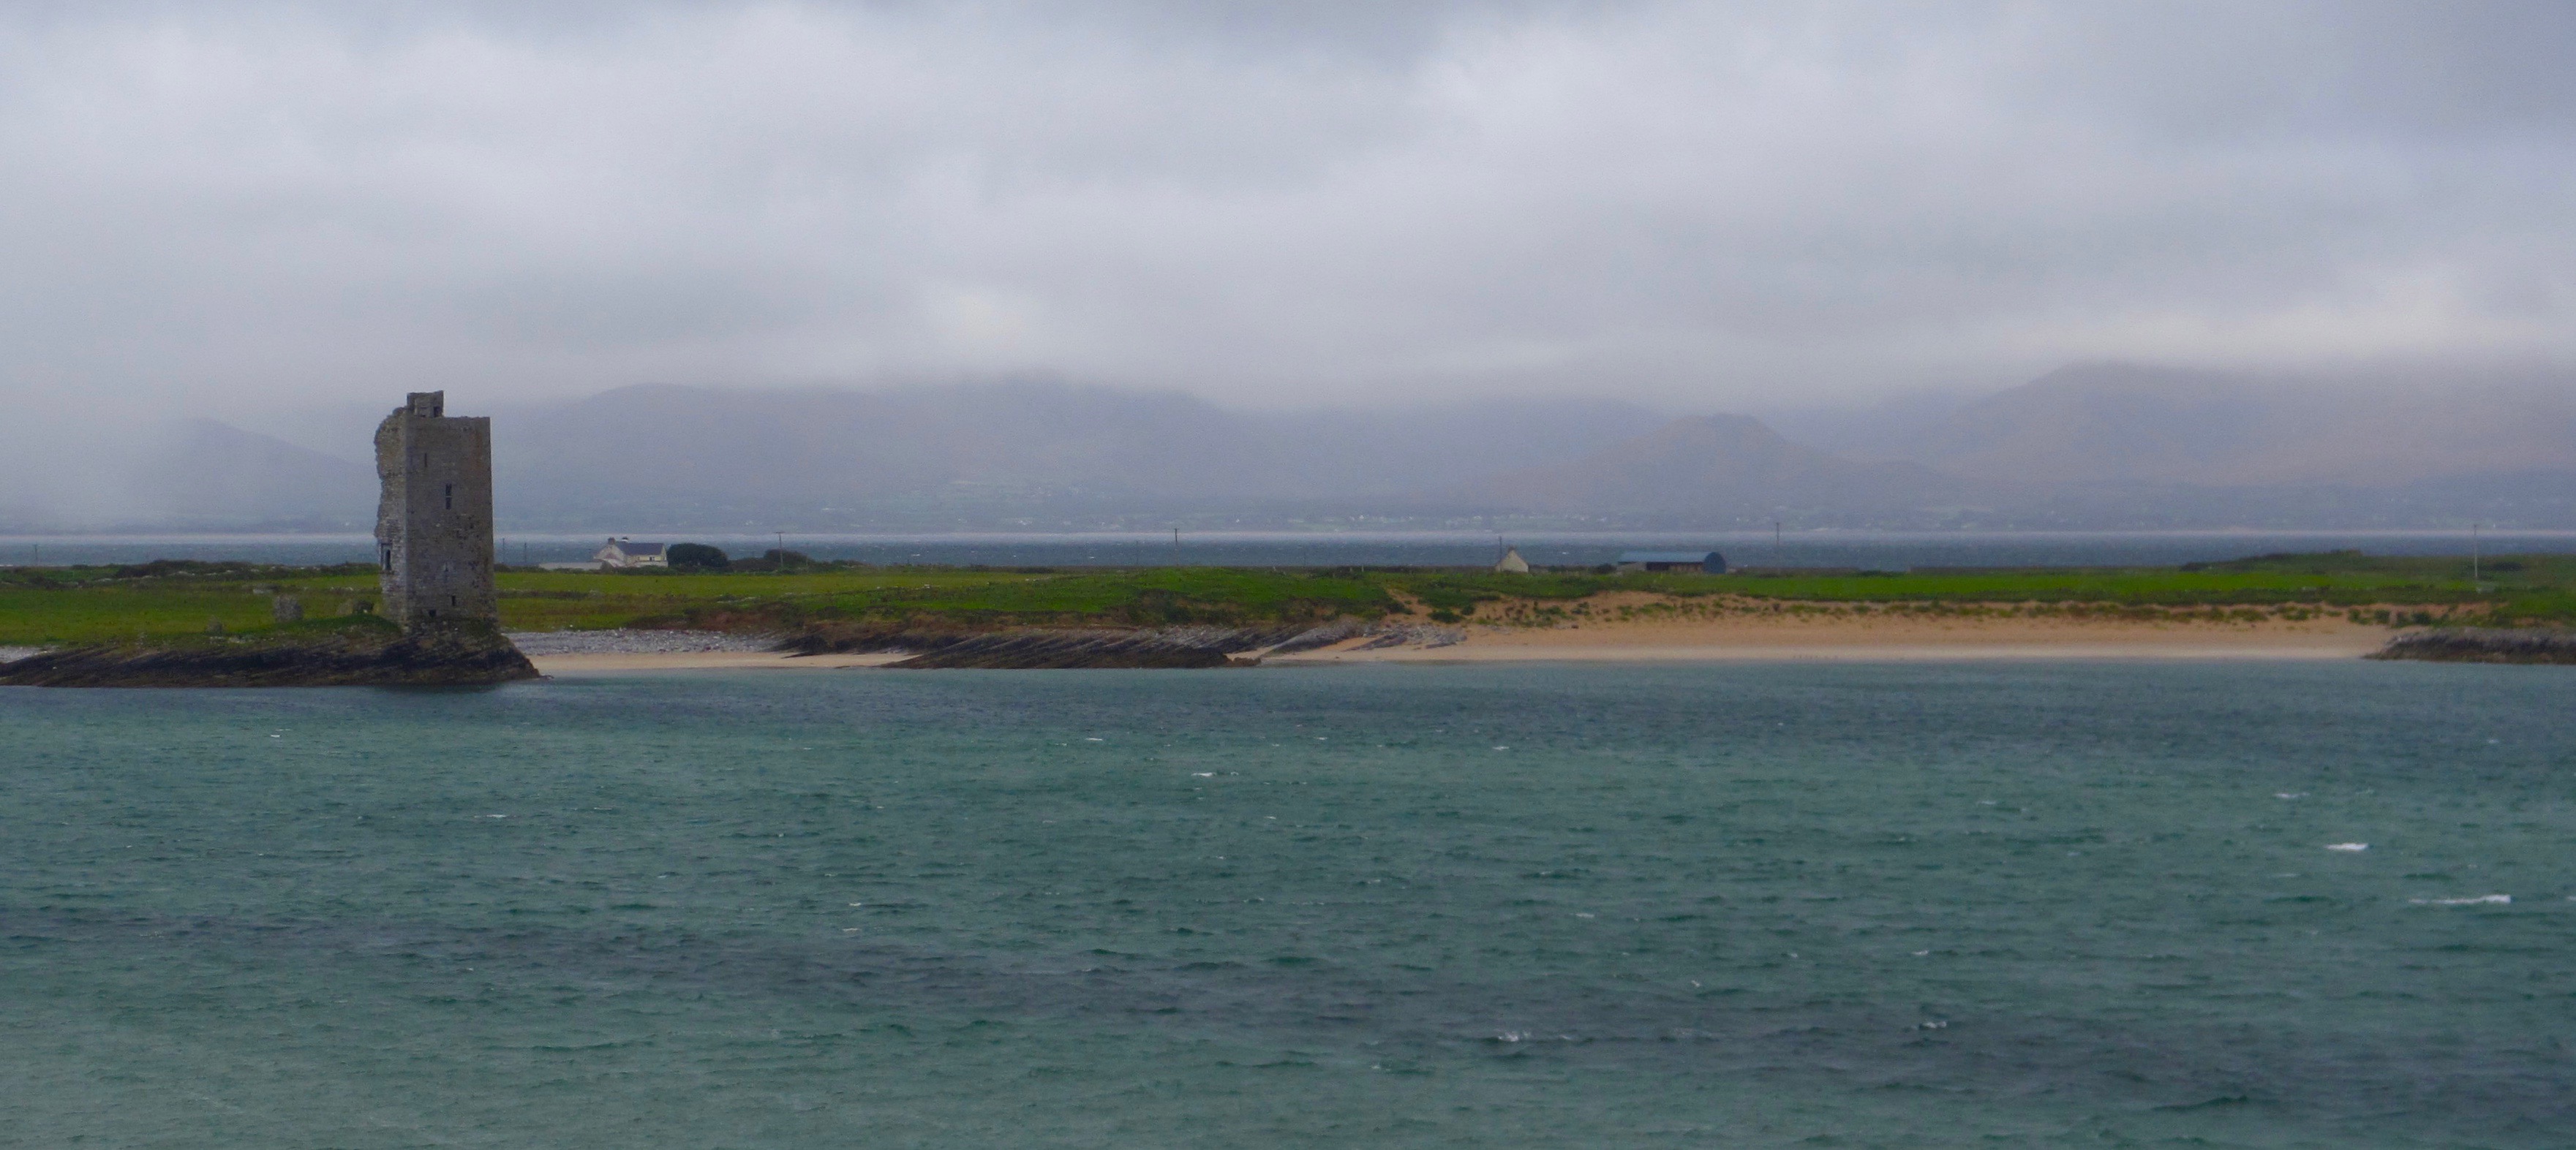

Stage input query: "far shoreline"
[{"left": 524, "top": 616, "right": 2390, "bottom": 673}]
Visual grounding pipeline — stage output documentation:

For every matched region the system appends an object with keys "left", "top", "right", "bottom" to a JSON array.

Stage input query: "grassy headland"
[{"left": 1, "top": 551, "right": 2569, "bottom": 648}]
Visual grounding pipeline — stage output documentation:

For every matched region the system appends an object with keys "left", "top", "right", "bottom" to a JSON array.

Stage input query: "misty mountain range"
[{"left": 52, "top": 363, "right": 2576, "bottom": 533}]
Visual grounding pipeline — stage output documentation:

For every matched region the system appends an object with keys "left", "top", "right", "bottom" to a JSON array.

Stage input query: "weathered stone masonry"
[{"left": 374, "top": 391, "right": 497, "bottom": 627}]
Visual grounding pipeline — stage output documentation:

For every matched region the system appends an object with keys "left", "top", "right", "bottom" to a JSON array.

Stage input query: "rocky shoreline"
[
  {"left": 776, "top": 619, "right": 1465, "bottom": 669},
  {"left": 0, "top": 624, "right": 539, "bottom": 687},
  {"left": 505, "top": 629, "right": 777, "bottom": 656},
  {"left": 0, "top": 621, "right": 1475, "bottom": 681},
  {"left": 2368, "top": 628, "right": 2576, "bottom": 665}
]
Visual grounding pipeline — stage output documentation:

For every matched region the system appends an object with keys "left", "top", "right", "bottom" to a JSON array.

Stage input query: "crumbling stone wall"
[{"left": 374, "top": 391, "right": 497, "bottom": 627}]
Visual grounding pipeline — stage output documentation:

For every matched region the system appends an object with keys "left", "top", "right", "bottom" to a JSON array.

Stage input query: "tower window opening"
[{"left": 444, "top": 483, "right": 453, "bottom": 509}]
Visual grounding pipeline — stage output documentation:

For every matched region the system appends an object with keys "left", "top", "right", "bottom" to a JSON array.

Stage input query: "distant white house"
[
  {"left": 1494, "top": 547, "right": 1531, "bottom": 574},
  {"left": 595, "top": 537, "right": 669, "bottom": 568}
]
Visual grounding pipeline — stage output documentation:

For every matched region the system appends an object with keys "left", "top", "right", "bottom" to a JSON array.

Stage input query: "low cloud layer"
[{"left": 1, "top": 0, "right": 2570, "bottom": 440}]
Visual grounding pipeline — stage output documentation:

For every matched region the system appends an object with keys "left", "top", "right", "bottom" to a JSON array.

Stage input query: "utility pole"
[
  {"left": 1172, "top": 527, "right": 1181, "bottom": 566},
  {"left": 777, "top": 532, "right": 787, "bottom": 570}
]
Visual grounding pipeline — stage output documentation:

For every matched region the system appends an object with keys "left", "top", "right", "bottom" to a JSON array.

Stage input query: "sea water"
[{"left": 1, "top": 662, "right": 2569, "bottom": 1147}]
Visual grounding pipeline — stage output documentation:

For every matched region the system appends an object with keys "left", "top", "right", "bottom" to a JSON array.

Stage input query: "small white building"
[
  {"left": 595, "top": 537, "right": 669, "bottom": 569},
  {"left": 1494, "top": 547, "right": 1531, "bottom": 574}
]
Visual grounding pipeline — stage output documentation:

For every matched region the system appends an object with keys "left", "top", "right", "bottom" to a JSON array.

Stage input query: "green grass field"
[{"left": 2, "top": 551, "right": 2567, "bottom": 646}]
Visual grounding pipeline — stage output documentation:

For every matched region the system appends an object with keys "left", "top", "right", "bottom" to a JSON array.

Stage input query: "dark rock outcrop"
[
  {"left": 771, "top": 619, "right": 1461, "bottom": 668},
  {"left": 2368, "top": 628, "right": 2576, "bottom": 665},
  {"left": 1265, "top": 620, "right": 1366, "bottom": 654},
  {"left": 778, "top": 624, "right": 1303, "bottom": 669},
  {"left": 0, "top": 623, "right": 538, "bottom": 687},
  {"left": 883, "top": 629, "right": 1247, "bottom": 669}
]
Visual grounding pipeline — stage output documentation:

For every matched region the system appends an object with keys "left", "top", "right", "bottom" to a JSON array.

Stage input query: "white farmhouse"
[{"left": 594, "top": 537, "right": 669, "bottom": 569}]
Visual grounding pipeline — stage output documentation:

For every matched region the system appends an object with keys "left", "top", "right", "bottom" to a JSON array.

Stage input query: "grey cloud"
[
  {"left": 0, "top": 0, "right": 2569, "bottom": 448},
  {"left": 2007, "top": 1, "right": 2576, "bottom": 141}
]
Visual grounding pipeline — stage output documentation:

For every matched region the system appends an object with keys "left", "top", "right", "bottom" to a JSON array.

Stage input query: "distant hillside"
[
  {"left": 125, "top": 419, "right": 374, "bottom": 529},
  {"left": 1463, "top": 415, "right": 1965, "bottom": 524},
  {"left": 1904, "top": 363, "right": 2576, "bottom": 487},
  {"left": 90, "top": 366, "right": 2576, "bottom": 532},
  {"left": 1448, "top": 364, "right": 2576, "bottom": 529},
  {"left": 491, "top": 382, "right": 1669, "bottom": 529}
]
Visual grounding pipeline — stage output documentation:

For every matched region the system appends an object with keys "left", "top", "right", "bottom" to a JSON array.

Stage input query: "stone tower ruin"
[{"left": 374, "top": 391, "right": 497, "bottom": 627}]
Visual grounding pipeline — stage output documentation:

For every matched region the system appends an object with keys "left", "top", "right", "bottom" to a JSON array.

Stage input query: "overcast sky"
[{"left": 2, "top": 0, "right": 2571, "bottom": 438}]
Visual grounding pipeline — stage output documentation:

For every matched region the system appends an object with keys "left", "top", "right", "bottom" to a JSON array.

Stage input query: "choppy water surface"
[{"left": 3, "top": 663, "right": 2571, "bottom": 1147}]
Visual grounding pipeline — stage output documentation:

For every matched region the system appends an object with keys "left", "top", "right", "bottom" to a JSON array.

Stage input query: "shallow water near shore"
[{"left": 3, "top": 662, "right": 2571, "bottom": 1146}]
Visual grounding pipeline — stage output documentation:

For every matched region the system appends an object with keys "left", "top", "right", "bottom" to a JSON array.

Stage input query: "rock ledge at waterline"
[
  {"left": 2368, "top": 628, "right": 2576, "bottom": 665},
  {"left": 0, "top": 621, "right": 538, "bottom": 687}
]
